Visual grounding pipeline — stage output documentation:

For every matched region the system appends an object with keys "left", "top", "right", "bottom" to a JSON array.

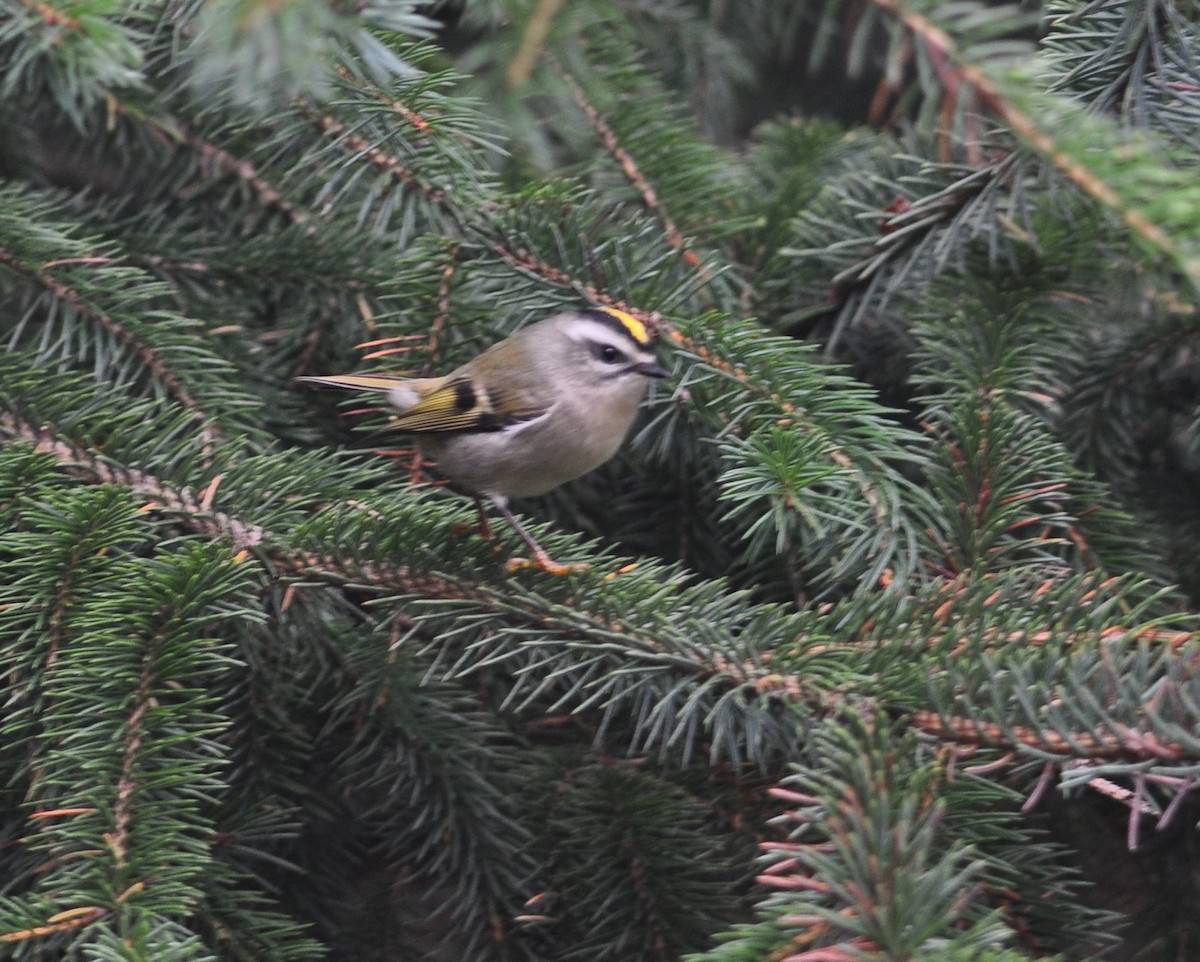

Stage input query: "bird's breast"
[{"left": 430, "top": 394, "right": 639, "bottom": 499}]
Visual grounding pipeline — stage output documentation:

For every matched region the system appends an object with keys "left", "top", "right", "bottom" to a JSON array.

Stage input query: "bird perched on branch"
[{"left": 299, "top": 306, "right": 669, "bottom": 573}]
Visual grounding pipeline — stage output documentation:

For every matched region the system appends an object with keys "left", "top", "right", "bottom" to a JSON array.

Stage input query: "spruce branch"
[
  {"left": 334, "top": 64, "right": 443, "bottom": 141},
  {"left": 6, "top": 6, "right": 1200, "bottom": 956},
  {"left": 0, "top": 244, "right": 221, "bottom": 443},
  {"left": 182, "top": 0, "right": 436, "bottom": 111},
  {"left": 0, "top": 412, "right": 263, "bottom": 550},
  {"left": 0, "top": 904, "right": 107, "bottom": 948},
  {"left": 302, "top": 106, "right": 450, "bottom": 208},
  {"left": 0, "top": 409, "right": 495, "bottom": 605},
  {"left": 424, "top": 241, "right": 460, "bottom": 374},
  {"left": 1043, "top": 0, "right": 1200, "bottom": 143},
  {"left": 703, "top": 716, "right": 1001, "bottom": 961},
  {"left": 871, "top": 0, "right": 1200, "bottom": 286},
  {"left": 485, "top": 236, "right": 630, "bottom": 309},
  {"left": 556, "top": 61, "right": 694, "bottom": 268},
  {"left": 909, "top": 707, "right": 1193, "bottom": 764},
  {"left": 108, "top": 100, "right": 316, "bottom": 232},
  {"left": 0, "top": 0, "right": 147, "bottom": 126},
  {"left": 0, "top": 481, "right": 269, "bottom": 954},
  {"left": 8, "top": 371, "right": 1199, "bottom": 772}
]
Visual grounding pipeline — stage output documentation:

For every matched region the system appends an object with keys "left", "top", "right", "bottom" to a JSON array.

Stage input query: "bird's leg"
[
  {"left": 489, "top": 495, "right": 587, "bottom": 576},
  {"left": 450, "top": 495, "right": 496, "bottom": 542},
  {"left": 474, "top": 495, "right": 494, "bottom": 541}
]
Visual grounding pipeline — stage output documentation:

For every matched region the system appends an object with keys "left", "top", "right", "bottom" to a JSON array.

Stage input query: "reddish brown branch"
[
  {"left": 871, "top": 0, "right": 1176, "bottom": 258},
  {"left": 6, "top": 412, "right": 1196, "bottom": 769},
  {"left": 488, "top": 239, "right": 664, "bottom": 331},
  {"left": 334, "top": 64, "right": 439, "bottom": 141},
  {"left": 0, "top": 414, "right": 261, "bottom": 550},
  {"left": 0, "top": 246, "right": 220, "bottom": 444},
  {"left": 0, "top": 907, "right": 105, "bottom": 945},
  {"left": 15, "top": 0, "right": 79, "bottom": 28},
  {"left": 557, "top": 67, "right": 691, "bottom": 258},
  {"left": 305, "top": 108, "right": 447, "bottom": 205},
  {"left": 909, "top": 709, "right": 1189, "bottom": 763},
  {"left": 111, "top": 104, "right": 312, "bottom": 232},
  {"left": 425, "top": 243, "right": 460, "bottom": 375},
  {"left": 111, "top": 653, "right": 154, "bottom": 868},
  {"left": 1, "top": 411, "right": 497, "bottom": 605},
  {"left": 506, "top": 0, "right": 565, "bottom": 88},
  {"left": 177, "top": 130, "right": 310, "bottom": 230}
]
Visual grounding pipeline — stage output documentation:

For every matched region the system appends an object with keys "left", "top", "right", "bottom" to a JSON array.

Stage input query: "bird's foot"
[
  {"left": 451, "top": 508, "right": 495, "bottom": 542},
  {"left": 505, "top": 555, "right": 589, "bottom": 576},
  {"left": 451, "top": 521, "right": 494, "bottom": 540}
]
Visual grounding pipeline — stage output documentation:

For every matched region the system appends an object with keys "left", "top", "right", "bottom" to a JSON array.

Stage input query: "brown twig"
[
  {"left": 7, "top": 411, "right": 1196, "bottom": 771},
  {"left": 556, "top": 66, "right": 692, "bottom": 260},
  {"left": 15, "top": 0, "right": 80, "bottom": 28},
  {"left": 112, "top": 103, "right": 312, "bottom": 232},
  {"left": 0, "top": 907, "right": 105, "bottom": 945},
  {"left": 425, "top": 243, "right": 461, "bottom": 375},
  {"left": 110, "top": 654, "right": 154, "bottom": 869},
  {"left": 506, "top": 0, "right": 566, "bottom": 89},
  {"left": 488, "top": 239, "right": 676, "bottom": 340},
  {"left": 0, "top": 246, "right": 221, "bottom": 446},
  {"left": 304, "top": 108, "right": 447, "bottom": 205},
  {"left": 910, "top": 709, "right": 1190, "bottom": 763},
  {"left": 334, "top": 64, "right": 439, "bottom": 141},
  {"left": 1, "top": 414, "right": 260, "bottom": 550},
  {"left": 871, "top": 0, "right": 1177, "bottom": 262}
]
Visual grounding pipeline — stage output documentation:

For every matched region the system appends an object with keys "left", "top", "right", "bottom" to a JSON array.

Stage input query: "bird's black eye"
[{"left": 596, "top": 343, "right": 622, "bottom": 364}]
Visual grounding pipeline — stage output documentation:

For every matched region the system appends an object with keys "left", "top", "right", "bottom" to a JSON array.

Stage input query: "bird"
[{"left": 298, "top": 306, "right": 669, "bottom": 573}]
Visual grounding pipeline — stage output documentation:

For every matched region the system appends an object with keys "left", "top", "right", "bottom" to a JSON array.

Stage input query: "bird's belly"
[{"left": 428, "top": 417, "right": 626, "bottom": 499}]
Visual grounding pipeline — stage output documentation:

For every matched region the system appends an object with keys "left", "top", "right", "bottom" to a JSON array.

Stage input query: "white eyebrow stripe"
[{"left": 564, "top": 319, "right": 636, "bottom": 347}]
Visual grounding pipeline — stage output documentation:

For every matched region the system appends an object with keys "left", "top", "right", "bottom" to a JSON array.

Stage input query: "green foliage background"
[{"left": 3, "top": 1, "right": 1200, "bottom": 960}]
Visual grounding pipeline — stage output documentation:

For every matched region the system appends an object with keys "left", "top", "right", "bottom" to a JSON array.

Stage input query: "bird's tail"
[{"left": 295, "top": 374, "right": 409, "bottom": 393}]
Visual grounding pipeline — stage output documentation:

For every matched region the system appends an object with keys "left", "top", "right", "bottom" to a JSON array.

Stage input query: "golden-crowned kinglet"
[{"left": 299, "top": 306, "right": 668, "bottom": 573}]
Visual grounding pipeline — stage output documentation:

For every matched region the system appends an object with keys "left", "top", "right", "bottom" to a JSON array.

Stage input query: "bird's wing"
[{"left": 388, "top": 376, "right": 551, "bottom": 434}]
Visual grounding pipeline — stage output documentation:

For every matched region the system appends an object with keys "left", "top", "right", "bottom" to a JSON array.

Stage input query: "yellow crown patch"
[{"left": 599, "top": 306, "right": 651, "bottom": 346}]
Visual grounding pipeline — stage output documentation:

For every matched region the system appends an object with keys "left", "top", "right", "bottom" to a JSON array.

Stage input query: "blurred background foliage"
[{"left": 3, "top": 1, "right": 1200, "bottom": 960}]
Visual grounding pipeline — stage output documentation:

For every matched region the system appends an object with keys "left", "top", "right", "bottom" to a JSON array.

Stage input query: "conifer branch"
[
  {"left": 117, "top": 103, "right": 314, "bottom": 232},
  {"left": 111, "top": 653, "right": 153, "bottom": 870},
  {"left": 506, "top": 0, "right": 565, "bottom": 89},
  {"left": 487, "top": 240, "right": 612, "bottom": 306},
  {"left": 15, "top": 0, "right": 80, "bottom": 29},
  {"left": 10, "top": 396, "right": 1194, "bottom": 771},
  {"left": 0, "top": 413, "right": 260, "bottom": 549},
  {"left": 304, "top": 106, "right": 449, "bottom": 206},
  {"left": 0, "top": 907, "right": 106, "bottom": 946},
  {"left": 1, "top": 410, "right": 511, "bottom": 604},
  {"left": 334, "top": 64, "right": 440, "bottom": 140},
  {"left": 485, "top": 237, "right": 672, "bottom": 336},
  {"left": 424, "top": 242, "right": 460, "bottom": 374},
  {"left": 557, "top": 64, "right": 692, "bottom": 262},
  {"left": 6, "top": 8, "right": 1200, "bottom": 954},
  {"left": 908, "top": 708, "right": 1191, "bottom": 763},
  {"left": 872, "top": 0, "right": 1194, "bottom": 282},
  {"left": 0, "top": 246, "right": 223, "bottom": 445},
  {"left": 274, "top": 551, "right": 490, "bottom": 604}
]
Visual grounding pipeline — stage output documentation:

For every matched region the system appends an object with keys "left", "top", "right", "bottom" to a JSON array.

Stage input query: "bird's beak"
[{"left": 633, "top": 361, "right": 670, "bottom": 379}]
